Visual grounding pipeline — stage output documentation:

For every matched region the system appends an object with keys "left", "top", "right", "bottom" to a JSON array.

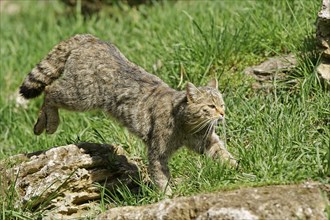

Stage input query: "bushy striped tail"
[{"left": 19, "top": 34, "right": 98, "bottom": 99}]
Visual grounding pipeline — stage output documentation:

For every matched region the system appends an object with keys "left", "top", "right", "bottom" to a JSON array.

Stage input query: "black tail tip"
[{"left": 19, "top": 85, "right": 44, "bottom": 99}]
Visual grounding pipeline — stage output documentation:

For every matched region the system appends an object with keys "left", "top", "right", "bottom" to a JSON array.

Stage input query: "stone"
[
  {"left": 96, "top": 183, "right": 329, "bottom": 220},
  {"left": 244, "top": 54, "right": 297, "bottom": 82},
  {"left": 316, "top": 0, "right": 330, "bottom": 87},
  {"left": 243, "top": 54, "right": 297, "bottom": 91},
  {"left": 1, "top": 143, "right": 143, "bottom": 219}
]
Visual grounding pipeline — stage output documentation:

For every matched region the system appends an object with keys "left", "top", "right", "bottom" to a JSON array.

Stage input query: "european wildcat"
[{"left": 20, "top": 34, "right": 237, "bottom": 193}]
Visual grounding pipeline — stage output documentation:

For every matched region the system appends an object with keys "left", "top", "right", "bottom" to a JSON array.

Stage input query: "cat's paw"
[
  {"left": 228, "top": 157, "right": 238, "bottom": 169},
  {"left": 163, "top": 186, "right": 173, "bottom": 197}
]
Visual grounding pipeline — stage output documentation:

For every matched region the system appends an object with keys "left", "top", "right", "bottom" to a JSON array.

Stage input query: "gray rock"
[
  {"left": 244, "top": 54, "right": 297, "bottom": 82},
  {"left": 97, "top": 183, "right": 329, "bottom": 220},
  {"left": 1, "top": 143, "right": 143, "bottom": 219},
  {"left": 243, "top": 54, "right": 297, "bottom": 92},
  {"left": 316, "top": 0, "right": 330, "bottom": 87}
]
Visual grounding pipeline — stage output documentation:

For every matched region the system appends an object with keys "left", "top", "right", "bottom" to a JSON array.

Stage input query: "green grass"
[{"left": 0, "top": 0, "right": 329, "bottom": 218}]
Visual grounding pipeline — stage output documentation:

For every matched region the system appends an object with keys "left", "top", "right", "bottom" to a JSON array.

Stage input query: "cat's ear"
[
  {"left": 207, "top": 78, "right": 218, "bottom": 89},
  {"left": 186, "top": 82, "right": 200, "bottom": 103}
]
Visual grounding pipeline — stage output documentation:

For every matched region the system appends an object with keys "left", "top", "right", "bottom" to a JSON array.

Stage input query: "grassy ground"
[{"left": 0, "top": 0, "right": 329, "bottom": 218}]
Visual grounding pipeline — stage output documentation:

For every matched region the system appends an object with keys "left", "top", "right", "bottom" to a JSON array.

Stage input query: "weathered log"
[
  {"left": 1, "top": 143, "right": 144, "bottom": 219},
  {"left": 316, "top": 0, "right": 330, "bottom": 87},
  {"left": 97, "top": 183, "right": 329, "bottom": 220}
]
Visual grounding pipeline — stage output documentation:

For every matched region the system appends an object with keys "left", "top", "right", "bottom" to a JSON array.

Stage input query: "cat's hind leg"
[{"left": 34, "top": 101, "right": 59, "bottom": 135}]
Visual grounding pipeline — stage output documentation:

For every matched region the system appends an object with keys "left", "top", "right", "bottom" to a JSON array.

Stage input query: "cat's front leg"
[
  {"left": 205, "top": 133, "right": 238, "bottom": 168},
  {"left": 147, "top": 153, "right": 172, "bottom": 195}
]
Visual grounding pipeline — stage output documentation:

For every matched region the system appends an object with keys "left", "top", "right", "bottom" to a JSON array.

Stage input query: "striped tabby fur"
[{"left": 20, "top": 34, "right": 237, "bottom": 194}]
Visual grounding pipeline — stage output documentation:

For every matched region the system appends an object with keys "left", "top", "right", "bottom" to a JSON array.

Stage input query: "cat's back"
[
  {"left": 63, "top": 35, "right": 163, "bottom": 87},
  {"left": 64, "top": 36, "right": 127, "bottom": 75},
  {"left": 44, "top": 34, "right": 170, "bottom": 112},
  {"left": 20, "top": 34, "right": 101, "bottom": 99}
]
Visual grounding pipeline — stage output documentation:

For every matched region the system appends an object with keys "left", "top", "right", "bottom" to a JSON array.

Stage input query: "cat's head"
[{"left": 185, "top": 79, "right": 225, "bottom": 132}]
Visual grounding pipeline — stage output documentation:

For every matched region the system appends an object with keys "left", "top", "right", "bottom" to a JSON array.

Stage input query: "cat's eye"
[{"left": 208, "top": 104, "right": 216, "bottom": 109}]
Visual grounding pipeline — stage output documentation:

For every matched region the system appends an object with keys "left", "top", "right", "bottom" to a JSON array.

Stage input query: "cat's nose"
[{"left": 218, "top": 110, "right": 225, "bottom": 118}]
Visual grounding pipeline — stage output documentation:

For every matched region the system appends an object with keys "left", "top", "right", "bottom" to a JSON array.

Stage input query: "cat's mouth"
[
  {"left": 216, "top": 115, "right": 225, "bottom": 124},
  {"left": 218, "top": 115, "right": 225, "bottom": 121}
]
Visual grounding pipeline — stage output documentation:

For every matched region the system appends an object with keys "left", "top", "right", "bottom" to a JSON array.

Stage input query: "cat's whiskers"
[
  {"left": 197, "top": 119, "right": 217, "bottom": 153},
  {"left": 202, "top": 119, "right": 217, "bottom": 142},
  {"left": 189, "top": 118, "right": 213, "bottom": 134},
  {"left": 188, "top": 118, "right": 208, "bottom": 132},
  {"left": 191, "top": 114, "right": 220, "bottom": 134}
]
